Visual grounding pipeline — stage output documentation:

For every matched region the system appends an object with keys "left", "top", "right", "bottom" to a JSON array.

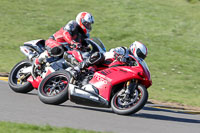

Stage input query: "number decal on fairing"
[
  {"left": 100, "top": 70, "right": 111, "bottom": 75},
  {"left": 94, "top": 73, "right": 108, "bottom": 84}
]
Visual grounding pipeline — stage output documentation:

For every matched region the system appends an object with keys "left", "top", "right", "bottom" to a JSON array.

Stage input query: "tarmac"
[{"left": 1, "top": 74, "right": 200, "bottom": 115}]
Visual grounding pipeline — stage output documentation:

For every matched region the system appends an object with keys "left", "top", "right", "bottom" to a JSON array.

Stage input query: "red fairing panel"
[
  {"left": 140, "top": 66, "right": 152, "bottom": 88},
  {"left": 27, "top": 76, "right": 43, "bottom": 89},
  {"left": 138, "top": 63, "right": 152, "bottom": 88},
  {"left": 89, "top": 66, "right": 143, "bottom": 101},
  {"left": 45, "top": 69, "right": 53, "bottom": 77}
]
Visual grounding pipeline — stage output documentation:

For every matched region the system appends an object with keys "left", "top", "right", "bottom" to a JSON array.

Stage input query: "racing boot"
[
  {"left": 34, "top": 51, "right": 49, "bottom": 69},
  {"left": 67, "top": 52, "right": 105, "bottom": 79},
  {"left": 66, "top": 67, "right": 80, "bottom": 79},
  {"left": 66, "top": 59, "right": 91, "bottom": 79},
  {"left": 78, "top": 52, "right": 105, "bottom": 70}
]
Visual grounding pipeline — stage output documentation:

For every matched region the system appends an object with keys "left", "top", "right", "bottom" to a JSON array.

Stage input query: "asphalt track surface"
[{"left": 0, "top": 80, "right": 200, "bottom": 133}]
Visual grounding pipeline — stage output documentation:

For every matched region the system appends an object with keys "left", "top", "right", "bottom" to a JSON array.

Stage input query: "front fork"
[{"left": 124, "top": 79, "right": 138, "bottom": 95}]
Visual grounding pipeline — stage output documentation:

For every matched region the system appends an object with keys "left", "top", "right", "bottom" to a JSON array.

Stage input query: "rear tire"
[
  {"left": 8, "top": 60, "right": 34, "bottom": 93},
  {"left": 38, "top": 70, "right": 71, "bottom": 105},
  {"left": 111, "top": 84, "right": 148, "bottom": 115}
]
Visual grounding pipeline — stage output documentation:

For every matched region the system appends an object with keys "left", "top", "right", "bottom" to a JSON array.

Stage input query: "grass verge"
[{"left": 0, "top": 121, "right": 101, "bottom": 133}]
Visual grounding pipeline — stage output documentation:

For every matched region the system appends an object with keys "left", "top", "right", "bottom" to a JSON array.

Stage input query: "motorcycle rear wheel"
[
  {"left": 38, "top": 70, "right": 71, "bottom": 105},
  {"left": 8, "top": 60, "right": 34, "bottom": 93},
  {"left": 111, "top": 84, "right": 148, "bottom": 115}
]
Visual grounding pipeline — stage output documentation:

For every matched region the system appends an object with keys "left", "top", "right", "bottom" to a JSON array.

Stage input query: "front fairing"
[
  {"left": 137, "top": 58, "right": 152, "bottom": 88},
  {"left": 89, "top": 66, "right": 144, "bottom": 101},
  {"left": 89, "top": 55, "right": 152, "bottom": 101},
  {"left": 138, "top": 59, "right": 151, "bottom": 80}
]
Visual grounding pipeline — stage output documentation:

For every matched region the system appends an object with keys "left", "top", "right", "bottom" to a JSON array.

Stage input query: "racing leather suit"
[
  {"left": 67, "top": 51, "right": 105, "bottom": 78},
  {"left": 46, "top": 20, "right": 89, "bottom": 57},
  {"left": 35, "top": 20, "right": 89, "bottom": 66},
  {"left": 69, "top": 47, "right": 128, "bottom": 78}
]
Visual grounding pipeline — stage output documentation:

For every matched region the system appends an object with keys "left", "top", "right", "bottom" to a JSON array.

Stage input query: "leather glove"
[
  {"left": 116, "top": 55, "right": 126, "bottom": 62},
  {"left": 83, "top": 46, "right": 91, "bottom": 52},
  {"left": 72, "top": 42, "right": 82, "bottom": 49}
]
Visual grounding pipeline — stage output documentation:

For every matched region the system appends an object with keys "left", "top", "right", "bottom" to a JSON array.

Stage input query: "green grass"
[
  {"left": 0, "top": 121, "right": 100, "bottom": 133},
  {"left": 0, "top": 0, "right": 200, "bottom": 107}
]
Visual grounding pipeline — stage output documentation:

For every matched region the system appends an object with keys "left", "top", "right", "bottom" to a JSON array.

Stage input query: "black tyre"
[
  {"left": 8, "top": 60, "right": 34, "bottom": 93},
  {"left": 38, "top": 70, "right": 71, "bottom": 105},
  {"left": 111, "top": 84, "right": 148, "bottom": 115}
]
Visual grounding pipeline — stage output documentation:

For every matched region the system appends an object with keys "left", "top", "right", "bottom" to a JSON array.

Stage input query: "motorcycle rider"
[
  {"left": 105, "top": 41, "right": 148, "bottom": 62},
  {"left": 34, "top": 12, "right": 95, "bottom": 67},
  {"left": 70, "top": 41, "right": 148, "bottom": 78}
]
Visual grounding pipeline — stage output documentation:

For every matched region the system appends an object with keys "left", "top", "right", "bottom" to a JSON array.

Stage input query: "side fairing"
[{"left": 89, "top": 66, "right": 143, "bottom": 101}]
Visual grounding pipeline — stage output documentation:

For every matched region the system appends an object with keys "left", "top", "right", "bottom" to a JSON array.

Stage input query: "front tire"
[
  {"left": 38, "top": 70, "right": 71, "bottom": 105},
  {"left": 8, "top": 60, "right": 34, "bottom": 93},
  {"left": 111, "top": 84, "right": 148, "bottom": 115}
]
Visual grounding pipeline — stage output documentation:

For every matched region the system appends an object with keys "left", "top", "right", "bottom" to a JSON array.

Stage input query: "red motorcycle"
[
  {"left": 8, "top": 38, "right": 106, "bottom": 93},
  {"left": 38, "top": 51, "right": 152, "bottom": 115}
]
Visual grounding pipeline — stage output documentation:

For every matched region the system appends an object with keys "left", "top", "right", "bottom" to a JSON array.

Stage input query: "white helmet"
[
  {"left": 129, "top": 41, "right": 148, "bottom": 60},
  {"left": 76, "top": 12, "right": 94, "bottom": 34}
]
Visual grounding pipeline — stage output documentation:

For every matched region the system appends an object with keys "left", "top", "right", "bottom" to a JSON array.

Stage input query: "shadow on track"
[
  {"left": 133, "top": 106, "right": 200, "bottom": 124},
  {"left": 58, "top": 104, "right": 113, "bottom": 114},
  {"left": 26, "top": 92, "right": 38, "bottom": 96},
  {"left": 143, "top": 106, "right": 187, "bottom": 114},
  {"left": 58, "top": 104, "right": 200, "bottom": 124},
  {"left": 133, "top": 113, "right": 200, "bottom": 124},
  {"left": 20, "top": 91, "right": 200, "bottom": 124}
]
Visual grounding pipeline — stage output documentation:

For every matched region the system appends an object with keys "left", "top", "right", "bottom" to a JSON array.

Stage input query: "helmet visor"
[
  {"left": 136, "top": 49, "right": 146, "bottom": 59},
  {"left": 83, "top": 21, "right": 92, "bottom": 31}
]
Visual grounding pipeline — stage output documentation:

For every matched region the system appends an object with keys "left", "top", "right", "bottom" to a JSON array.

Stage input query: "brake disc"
[{"left": 118, "top": 90, "right": 139, "bottom": 106}]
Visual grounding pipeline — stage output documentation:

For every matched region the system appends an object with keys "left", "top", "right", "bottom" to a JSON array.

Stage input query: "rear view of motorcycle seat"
[
  {"left": 24, "top": 39, "right": 46, "bottom": 54},
  {"left": 36, "top": 40, "right": 46, "bottom": 51}
]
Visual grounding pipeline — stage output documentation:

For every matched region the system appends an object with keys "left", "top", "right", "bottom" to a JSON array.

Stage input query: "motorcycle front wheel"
[
  {"left": 38, "top": 70, "right": 71, "bottom": 105},
  {"left": 8, "top": 60, "right": 34, "bottom": 93},
  {"left": 111, "top": 84, "right": 148, "bottom": 115}
]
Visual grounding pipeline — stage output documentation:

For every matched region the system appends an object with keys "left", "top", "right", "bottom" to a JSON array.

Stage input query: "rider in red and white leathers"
[
  {"left": 70, "top": 41, "right": 148, "bottom": 78},
  {"left": 104, "top": 41, "right": 148, "bottom": 62},
  {"left": 34, "top": 12, "right": 94, "bottom": 66},
  {"left": 73, "top": 41, "right": 146, "bottom": 78}
]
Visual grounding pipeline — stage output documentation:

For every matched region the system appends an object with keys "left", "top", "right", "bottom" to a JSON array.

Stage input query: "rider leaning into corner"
[
  {"left": 69, "top": 41, "right": 148, "bottom": 78},
  {"left": 34, "top": 11, "right": 148, "bottom": 78},
  {"left": 105, "top": 41, "right": 148, "bottom": 62},
  {"left": 34, "top": 11, "right": 96, "bottom": 68}
]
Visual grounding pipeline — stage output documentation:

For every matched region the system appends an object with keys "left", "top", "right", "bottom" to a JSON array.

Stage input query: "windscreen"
[
  {"left": 89, "top": 37, "right": 106, "bottom": 52},
  {"left": 138, "top": 59, "right": 151, "bottom": 80}
]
